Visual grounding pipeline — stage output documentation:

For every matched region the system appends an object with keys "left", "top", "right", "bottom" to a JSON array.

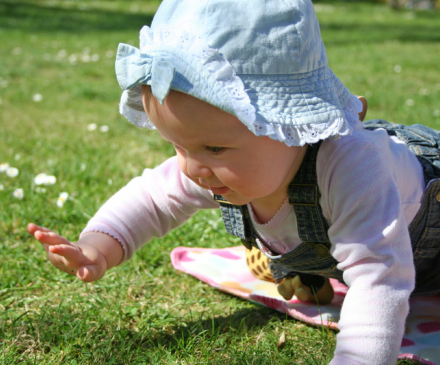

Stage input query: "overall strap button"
[{"left": 314, "top": 244, "right": 330, "bottom": 257}]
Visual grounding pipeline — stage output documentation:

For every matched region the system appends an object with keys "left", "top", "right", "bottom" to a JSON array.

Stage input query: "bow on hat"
[{"left": 115, "top": 43, "right": 175, "bottom": 105}]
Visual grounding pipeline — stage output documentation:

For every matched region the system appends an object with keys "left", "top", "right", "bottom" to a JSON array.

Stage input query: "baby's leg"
[{"left": 245, "top": 247, "right": 334, "bottom": 304}]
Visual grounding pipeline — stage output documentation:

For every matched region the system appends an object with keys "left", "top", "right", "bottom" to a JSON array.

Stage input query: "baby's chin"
[
  {"left": 215, "top": 191, "right": 253, "bottom": 206},
  {"left": 187, "top": 178, "right": 252, "bottom": 205}
]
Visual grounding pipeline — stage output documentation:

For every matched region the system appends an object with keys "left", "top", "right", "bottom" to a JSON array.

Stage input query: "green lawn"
[{"left": 1, "top": 1, "right": 439, "bottom": 364}]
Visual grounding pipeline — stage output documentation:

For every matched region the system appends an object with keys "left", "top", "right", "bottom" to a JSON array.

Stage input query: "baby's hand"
[{"left": 27, "top": 223, "right": 107, "bottom": 282}]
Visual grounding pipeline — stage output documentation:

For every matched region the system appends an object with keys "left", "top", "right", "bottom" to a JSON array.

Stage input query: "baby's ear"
[{"left": 357, "top": 96, "right": 368, "bottom": 121}]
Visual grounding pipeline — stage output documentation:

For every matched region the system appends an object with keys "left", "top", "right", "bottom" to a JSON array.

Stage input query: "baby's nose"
[{"left": 186, "top": 156, "right": 211, "bottom": 179}]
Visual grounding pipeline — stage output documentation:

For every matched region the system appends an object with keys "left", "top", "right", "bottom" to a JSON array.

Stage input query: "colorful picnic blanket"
[{"left": 171, "top": 246, "right": 440, "bottom": 365}]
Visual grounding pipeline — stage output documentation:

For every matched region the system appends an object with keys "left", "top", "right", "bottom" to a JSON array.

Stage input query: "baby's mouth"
[{"left": 209, "top": 186, "right": 231, "bottom": 195}]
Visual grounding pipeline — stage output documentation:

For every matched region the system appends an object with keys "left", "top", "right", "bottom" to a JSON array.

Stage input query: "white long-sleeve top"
[{"left": 81, "top": 119, "right": 425, "bottom": 365}]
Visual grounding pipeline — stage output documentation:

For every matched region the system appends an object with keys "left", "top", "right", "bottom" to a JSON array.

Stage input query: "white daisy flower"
[
  {"left": 57, "top": 49, "right": 67, "bottom": 58},
  {"left": 45, "top": 175, "right": 56, "bottom": 185},
  {"left": 34, "top": 173, "right": 56, "bottom": 185},
  {"left": 393, "top": 65, "right": 402, "bottom": 73},
  {"left": 99, "top": 125, "right": 109, "bottom": 133},
  {"left": 81, "top": 54, "right": 91, "bottom": 63},
  {"left": 34, "top": 173, "right": 47, "bottom": 185},
  {"left": 35, "top": 187, "right": 46, "bottom": 193},
  {"left": 0, "top": 162, "right": 9, "bottom": 172},
  {"left": 57, "top": 192, "right": 69, "bottom": 208},
  {"left": 0, "top": 184, "right": 4, "bottom": 191},
  {"left": 87, "top": 123, "right": 97, "bottom": 131},
  {"left": 6, "top": 167, "right": 19, "bottom": 177},
  {"left": 13, "top": 188, "right": 24, "bottom": 199},
  {"left": 68, "top": 54, "right": 78, "bottom": 64},
  {"left": 406, "top": 99, "right": 415, "bottom": 107},
  {"left": 32, "top": 94, "right": 43, "bottom": 102}
]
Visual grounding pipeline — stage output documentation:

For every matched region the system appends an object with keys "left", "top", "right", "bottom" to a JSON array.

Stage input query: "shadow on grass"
[
  {"left": 0, "top": 1, "right": 155, "bottom": 33},
  {"left": 2, "top": 304, "right": 321, "bottom": 363},
  {"left": 2, "top": 301, "right": 421, "bottom": 364}
]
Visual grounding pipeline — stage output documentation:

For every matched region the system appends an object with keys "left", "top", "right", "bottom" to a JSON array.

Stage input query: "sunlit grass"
[{"left": 1, "top": 0, "right": 438, "bottom": 363}]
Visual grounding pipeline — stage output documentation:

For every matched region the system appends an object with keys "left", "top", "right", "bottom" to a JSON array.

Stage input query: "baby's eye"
[{"left": 205, "top": 146, "right": 225, "bottom": 155}]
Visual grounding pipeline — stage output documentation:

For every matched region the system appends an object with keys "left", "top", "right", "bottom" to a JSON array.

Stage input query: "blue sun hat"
[{"left": 115, "top": 0, "right": 359, "bottom": 146}]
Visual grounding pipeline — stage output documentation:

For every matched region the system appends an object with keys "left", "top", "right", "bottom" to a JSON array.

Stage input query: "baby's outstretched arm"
[{"left": 27, "top": 223, "right": 123, "bottom": 282}]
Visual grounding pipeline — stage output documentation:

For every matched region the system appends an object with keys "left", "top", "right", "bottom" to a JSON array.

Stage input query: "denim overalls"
[{"left": 215, "top": 119, "right": 440, "bottom": 296}]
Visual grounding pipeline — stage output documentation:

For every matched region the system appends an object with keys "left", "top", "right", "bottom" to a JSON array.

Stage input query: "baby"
[{"left": 28, "top": 0, "right": 440, "bottom": 364}]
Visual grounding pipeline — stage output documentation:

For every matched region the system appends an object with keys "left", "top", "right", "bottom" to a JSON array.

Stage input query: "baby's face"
[{"left": 142, "top": 86, "right": 306, "bottom": 216}]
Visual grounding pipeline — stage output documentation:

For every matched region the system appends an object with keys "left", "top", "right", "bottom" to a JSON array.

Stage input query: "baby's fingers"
[
  {"left": 27, "top": 223, "right": 52, "bottom": 235},
  {"left": 28, "top": 223, "right": 72, "bottom": 248},
  {"left": 33, "top": 229, "right": 71, "bottom": 247},
  {"left": 48, "top": 244, "right": 85, "bottom": 267}
]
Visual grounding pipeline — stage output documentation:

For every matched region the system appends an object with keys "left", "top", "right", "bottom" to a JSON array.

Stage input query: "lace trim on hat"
[
  {"left": 120, "top": 86, "right": 154, "bottom": 129},
  {"left": 120, "top": 25, "right": 361, "bottom": 146},
  {"left": 250, "top": 94, "right": 362, "bottom": 146}
]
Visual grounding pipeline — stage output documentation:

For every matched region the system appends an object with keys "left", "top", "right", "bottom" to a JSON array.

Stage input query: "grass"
[{"left": 1, "top": 0, "right": 439, "bottom": 363}]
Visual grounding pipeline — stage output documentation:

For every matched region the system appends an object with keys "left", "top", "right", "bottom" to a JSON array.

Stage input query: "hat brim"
[{"left": 117, "top": 25, "right": 353, "bottom": 146}]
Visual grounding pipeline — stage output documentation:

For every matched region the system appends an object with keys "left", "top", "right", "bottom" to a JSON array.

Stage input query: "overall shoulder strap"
[
  {"left": 288, "top": 142, "right": 330, "bottom": 244},
  {"left": 214, "top": 195, "right": 257, "bottom": 249}
]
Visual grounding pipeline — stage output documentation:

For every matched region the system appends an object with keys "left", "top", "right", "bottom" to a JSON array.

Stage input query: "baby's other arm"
[
  {"left": 27, "top": 223, "right": 123, "bottom": 282},
  {"left": 318, "top": 132, "right": 424, "bottom": 364}
]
